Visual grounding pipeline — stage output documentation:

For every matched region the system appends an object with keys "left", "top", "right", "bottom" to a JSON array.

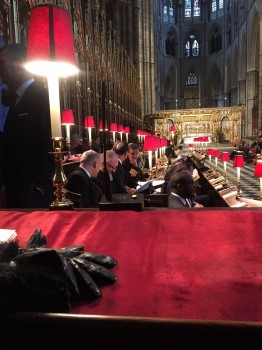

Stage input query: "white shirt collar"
[{"left": 16, "top": 79, "right": 35, "bottom": 98}]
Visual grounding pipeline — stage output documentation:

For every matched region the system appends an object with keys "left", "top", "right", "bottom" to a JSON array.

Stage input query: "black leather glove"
[{"left": 23, "top": 229, "right": 118, "bottom": 300}]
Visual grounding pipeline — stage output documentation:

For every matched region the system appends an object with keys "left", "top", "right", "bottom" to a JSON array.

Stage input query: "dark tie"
[{"left": 1, "top": 89, "right": 17, "bottom": 108}]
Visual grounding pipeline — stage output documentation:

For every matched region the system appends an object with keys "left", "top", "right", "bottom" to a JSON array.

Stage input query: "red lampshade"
[
  {"left": 233, "top": 155, "right": 245, "bottom": 167},
  {"left": 61, "top": 109, "right": 74, "bottom": 125},
  {"left": 143, "top": 136, "right": 157, "bottom": 151},
  {"left": 124, "top": 126, "right": 130, "bottom": 134},
  {"left": 170, "top": 126, "right": 176, "bottom": 132},
  {"left": 188, "top": 144, "right": 193, "bottom": 148},
  {"left": 254, "top": 159, "right": 262, "bottom": 177},
  {"left": 110, "top": 123, "right": 118, "bottom": 132},
  {"left": 99, "top": 120, "right": 108, "bottom": 131},
  {"left": 207, "top": 148, "right": 213, "bottom": 156},
  {"left": 84, "top": 116, "right": 95, "bottom": 128},
  {"left": 137, "top": 129, "right": 143, "bottom": 136},
  {"left": 221, "top": 152, "right": 230, "bottom": 162},
  {"left": 154, "top": 137, "right": 161, "bottom": 148},
  {"left": 118, "top": 125, "right": 124, "bottom": 132},
  {"left": 25, "top": 4, "right": 78, "bottom": 77},
  {"left": 213, "top": 150, "right": 220, "bottom": 158}
]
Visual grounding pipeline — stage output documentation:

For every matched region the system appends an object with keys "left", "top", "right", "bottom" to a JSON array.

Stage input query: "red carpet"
[{"left": 0, "top": 209, "right": 262, "bottom": 322}]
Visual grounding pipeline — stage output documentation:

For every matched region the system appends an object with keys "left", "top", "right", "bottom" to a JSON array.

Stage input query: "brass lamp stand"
[{"left": 49, "top": 137, "right": 74, "bottom": 210}]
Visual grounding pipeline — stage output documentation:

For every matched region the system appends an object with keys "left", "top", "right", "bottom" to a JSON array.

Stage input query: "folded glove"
[{"left": 21, "top": 229, "right": 118, "bottom": 301}]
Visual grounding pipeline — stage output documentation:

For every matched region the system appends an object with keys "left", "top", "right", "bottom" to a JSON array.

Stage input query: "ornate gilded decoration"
[{"left": 145, "top": 106, "right": 244, "bottom": 143}]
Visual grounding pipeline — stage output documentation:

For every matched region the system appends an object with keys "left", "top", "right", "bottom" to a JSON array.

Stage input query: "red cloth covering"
[{"left": 1, "top": 209, "right": 262, "bottom": 322}]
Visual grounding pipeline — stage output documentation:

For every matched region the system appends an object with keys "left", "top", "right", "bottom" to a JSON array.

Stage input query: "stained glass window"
[
  {"left": 185, "top": 0, "right": 191, "bottom": 17},
  {"left": 169, "top": 0, "right": 174, "bottom": 16},
  {"left": 219, "top": 0, "right": 224, "bottom": 9},
  {"left": 192, "top": 40, "right": 199, "bottom": 56},
  {"left": 186, "top": 73, "right": 198, "bottom": 85},
  {"left": 193, "top": 0, "right": 200, "bottom": 17},
  {"left": 163, "top": 0, "right": 167, "bottom": 15},
  {"left": 185, "top": 41, "right": 190, "bottom": 57},
  {"left": 212, "top": 0, "right": 217, "bottom": 12}
]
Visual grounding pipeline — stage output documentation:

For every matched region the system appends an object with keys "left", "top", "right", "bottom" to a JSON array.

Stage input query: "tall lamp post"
[{"left": 25, "top": 3, "right": 78, "bottom": 209}]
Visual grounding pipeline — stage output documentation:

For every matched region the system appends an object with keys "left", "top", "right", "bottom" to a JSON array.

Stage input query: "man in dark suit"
[
  {"left": 65, "top": 150, "right": 102, "bottom": 208},
  {"left": 168, "top": 172, "right": 204, "bottom": 208},
  {"left": 112, "top": 140, "right": 136, "bottom": 194},
  {"left": 122, "top": 143, "right": 144, "bottom": 190},
  {"left": 0, "top": 44, "right": 55, "bottom": 208}
]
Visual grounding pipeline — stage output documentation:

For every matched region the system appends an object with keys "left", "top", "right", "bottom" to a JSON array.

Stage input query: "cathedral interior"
[{"left": 0, "top": 0, "right": 261, "bottom": 144}]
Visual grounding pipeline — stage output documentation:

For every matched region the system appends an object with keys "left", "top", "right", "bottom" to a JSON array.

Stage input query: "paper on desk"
[
  {"left": 136, "top": 179, "right": 165, "bottom": 193},
  {"left": 0, "top": 229, "right": 17, "bottom": 243},
  {"left": 237, "top": 197, "right": 262, "bottom": 207}
]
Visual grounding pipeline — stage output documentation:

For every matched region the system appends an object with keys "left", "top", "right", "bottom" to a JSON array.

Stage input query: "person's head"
[
  {"left": 169, "top": 172, "right": 196, "bottom": 199},
  {"left": 105, "top": 150, "right": 119, "bottom": 174},
  {"left": 70, "top": 133, "right": 83, "bottom": 148},
  {"left": 93, "top": 136, "right": 100, "bottom": 144},
  {"left": 80, "top": 150, "right": 102, "bottom": 177},
  {"left": 113, "top": 140, "right": 128, "bottom": 161},
  {"left": 128, "top": 143, "right": 140, "bottom": 162},
  {"left": 0, "top": 44, "right": 32, "bottom": 90}
]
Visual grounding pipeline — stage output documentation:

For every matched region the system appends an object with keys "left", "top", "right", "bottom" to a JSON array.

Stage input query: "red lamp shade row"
[
  {"left": 213, "top": 150, "right": 220, "bottom": 158},
  {"left": 99, "top": 120, "right": 108, "bottom": 131},
  {"left": 221, "top": 152, "right": 230, "bottom": 162},
  {"left": 254, "top": 159, "right": 262, "bottom": 177},
  {"left": 233, "top": 155, "right": 245, "bottom": 167},
  {"left": 207, "top": 148, "right": 213, "bottom": 156},
  {"left": 84, "top": 116, "right": 95, "bottom": 128},
  {"left": 110, "top": 123, "right": 118, "bottom": 132},
  {"left": 61, "top": 109, "right": 74, "bottom": 125},
  {"left": 124, "top": 126, "right": 130, "bottom": 134},
  {"left": 144, "top": 136, "right": 158, "bottom": 151},
  {"left": 25, "top": 4, "right": 78, "bottom": 77},
  {"left": 118, "top": 125, "right": 124, "bottom": 132}
]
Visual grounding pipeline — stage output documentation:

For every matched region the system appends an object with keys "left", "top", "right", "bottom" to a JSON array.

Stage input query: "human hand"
[
  {"left": 193, "top": 203, "right": 204, "bottom": 208},
  {"left": 125, "top": 186, "right": 136, "bottom": 194}
]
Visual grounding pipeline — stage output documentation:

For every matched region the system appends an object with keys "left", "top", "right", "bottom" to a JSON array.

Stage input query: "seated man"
[
  {"left": 65, "top": 150, "right": 102, "bottom": 208},
  {"left": 70, "top": 133, "right": 83, "bottom": 155},
  {"left": 168, "top": 172, "right": 204, "bottom": 208},
  {"left": 112, "top": 140, "right": 136, "bottom": 194},
  {"left": 95, "top": 150, "right": 119, "bottom": 194},
  {"left": 122, "top": 143, "right": 144, "bottom": 190}
]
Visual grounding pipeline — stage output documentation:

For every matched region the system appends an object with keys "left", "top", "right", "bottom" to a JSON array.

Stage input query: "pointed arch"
[
  {"left": 208, "top": 23, "right": 222, "bottom": 54},
  {"left": 207, "top": 64, "right": 223, "bottom": 107},
  {"left": 165, "top": 26, "right": 177, "bottom": 57},
  {"left": 247, "top": 9, "right": 260, "bottom": 71}
]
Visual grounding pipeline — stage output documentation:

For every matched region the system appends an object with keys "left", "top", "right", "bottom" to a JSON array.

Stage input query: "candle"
[
  {"left": 47, "top": 75, "right": 62, "bottom": 138},
  {"left": 199, "top": 76, "right": 201, "bottom": 107}
]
